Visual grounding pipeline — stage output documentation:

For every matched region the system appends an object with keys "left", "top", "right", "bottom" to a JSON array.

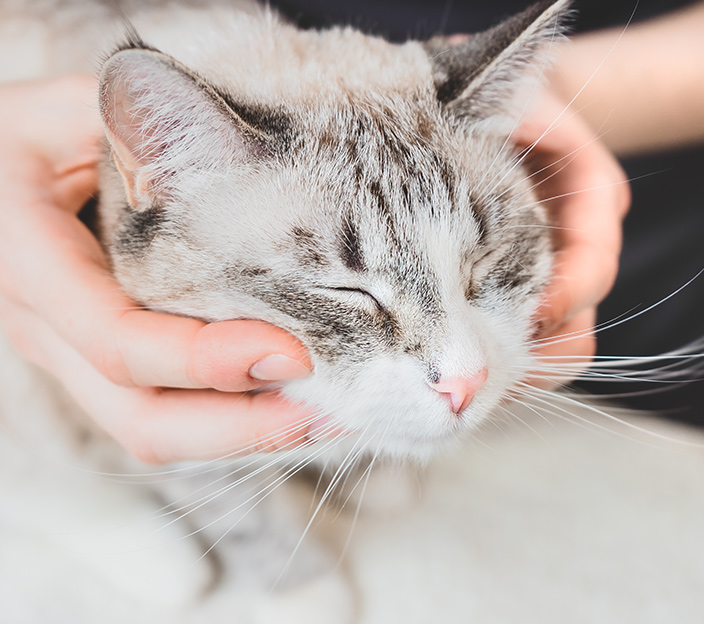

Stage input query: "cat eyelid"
[{"left": 321, "top": 286, "right": 386, "bottom": 313}]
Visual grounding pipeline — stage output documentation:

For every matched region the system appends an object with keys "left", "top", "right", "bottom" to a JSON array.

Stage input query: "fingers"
[
  {"left": 125, "top": 390, "right": 315, "bottom": 464},
  {"left": 528, "top": 307, "right": 597, "bottom": 390},
  {"left": 0, "top": 75, "right": 317, "bottom": 465},
  {"left": 0, "top": 75, "right": 103, "bottom": 181},
  {"left": 0, "top": 298, "right": 316, "bottom": 464},
  {"left": 537, "top": 236, "right": 618, "bottom": 337},
  {"left": 67, "top": 345, "right": 315, "bottom": 465},
  {"left": 0, "top": 76, "right": 311, "bottom": 393},
  {"left": 112, "top": 314, "right": 312, "bottom": 391},
  {"left": 4, "top": 239, "right": 311, "bottom": 392},
  {"left": 52, "top": 162, "right": 100, "bottom": 213},
  {"left": 533, "top": 308, "right": 598, "bottom": 363},
  {"left": 515, "top": 91, "right": 630, "bottom": 336},
  {"left": 539, "top": 137, "right": 628, "bottom": 332}
]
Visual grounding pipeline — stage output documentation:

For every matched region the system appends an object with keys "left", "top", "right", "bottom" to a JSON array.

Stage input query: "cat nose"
[{"left": 429, "top": 368, "right": 488, "bottom": 414}]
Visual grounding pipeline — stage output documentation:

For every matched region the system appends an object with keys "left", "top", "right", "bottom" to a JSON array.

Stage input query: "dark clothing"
[
  {"left": 271, "top": 0, "right": 704, "bottom": 424},
  {"left": 272, "top": 0, "right": 695, "bottom": 40}
]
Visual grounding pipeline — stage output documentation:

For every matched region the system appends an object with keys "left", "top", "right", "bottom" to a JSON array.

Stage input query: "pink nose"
[{"left": 429, "top": 368, "right": 488, "bottom": 414}]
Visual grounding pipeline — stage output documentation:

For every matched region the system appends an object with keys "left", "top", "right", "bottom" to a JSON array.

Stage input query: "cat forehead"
[
  {"left": 184, "top": 90, "right": 534, "bottom": 278},
  {"left": 163, "top": 18, "right": 436, "bottom": 101},
  {"left": 280, "top": 98, "right": 525, "bottom": 247}
]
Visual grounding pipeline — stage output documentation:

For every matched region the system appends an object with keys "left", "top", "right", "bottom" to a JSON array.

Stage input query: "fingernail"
[{"left": 249, "top": 354, "right": 311, "bottom": 381}]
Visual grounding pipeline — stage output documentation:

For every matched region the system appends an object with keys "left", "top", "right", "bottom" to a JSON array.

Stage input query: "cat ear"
[
  {"left": 99, "top": 47, "right": 274, "bottom": 211},
  {"left": 425, "top": 0, "right": 571, "bottom": 123}
]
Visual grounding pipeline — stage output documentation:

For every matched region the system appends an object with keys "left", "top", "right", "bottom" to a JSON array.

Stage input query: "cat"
[
  {"left": 1, "top": 1, "right": 704, "bottom": 622},
  {"left": 94, "top": 0, "right": 558, "bottom": 462}
]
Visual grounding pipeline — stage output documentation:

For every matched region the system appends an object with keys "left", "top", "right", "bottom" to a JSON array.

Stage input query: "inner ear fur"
[{"left": 99, "top": 47, "right": 273, "bottom": 210}]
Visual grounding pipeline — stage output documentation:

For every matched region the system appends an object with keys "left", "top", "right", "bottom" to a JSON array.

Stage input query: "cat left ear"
[
  {"left": 425, "top": 0, "right": 571, "bottom": 124},
  {"left": 99, "top": 47, "right": 274, "bottom": 211}
]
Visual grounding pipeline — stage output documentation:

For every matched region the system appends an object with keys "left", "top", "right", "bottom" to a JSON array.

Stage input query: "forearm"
[{"left": 550, "top": 2, "right": 704, "bottom": 157}]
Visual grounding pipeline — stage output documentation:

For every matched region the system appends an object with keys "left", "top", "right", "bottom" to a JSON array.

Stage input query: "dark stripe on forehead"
[
  {"left": 408, "top": 266, "right": 443, "bottom": 317},
  {"left": 292, "top": 226, "right": 327, "bottom": 267},
  {"left": 368, "top": 179, "right": 392, "bottom": 219},
  {"left": 340, "top": 216, "right": 365, "bottom": 272},
  {"left": 472, "top": 201, "right": 489, "bottom": 246}
]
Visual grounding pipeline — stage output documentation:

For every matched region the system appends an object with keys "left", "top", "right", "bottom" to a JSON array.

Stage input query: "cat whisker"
[
  {"left": 513, "top": 168, "right": 663, "bottom": 212},
  {"left": 74, "top": 409, "right": 326, "bottom": 480},
  {"left": 530, "top": 353, "right": 704, "bottom": 377},
  {"left": 531, "top": 269, "right": 704, "bottom": 351},
  {"left": 153, "top": 421, "right": 347, "bottom": 535},
  {"left": 274, "top": 424, "right": 375, "bottom": 587},
  {"left": 483, "top": 96, "right": 583, "bottom": 199},
  {"left": 191, "top": 428, "right": 362, "bottom": 583},
  {"left": 496, "top": 123, "right": 606, "bottom": 206},
  {"left": 149, "top": 431, "right": 336, "bottom": 523},
  {"left": 505, "top": 387, "right": 629, "bottom": 440},
  {"left": 335, "top": 424, "right": 392, "bottom": 568},
  {"left": 513, "top": 381, "right": 704, "bottom": 448},
  {"left": 503, "top": 224, "right": 577, "bottom": 232},
  {"left": 170, "top": 427, "right": 351, "bottom": 553},
  {"left": 495, "top": 401, "right": 554, "bottom": 444}
]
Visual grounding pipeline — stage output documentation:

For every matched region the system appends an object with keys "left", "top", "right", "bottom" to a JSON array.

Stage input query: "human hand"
[
  {"left": 0, "top": 75, "right": 315, "bottom": 464},
  {"left": 514, "top": 90, "right": 631, "bottom": 385}
]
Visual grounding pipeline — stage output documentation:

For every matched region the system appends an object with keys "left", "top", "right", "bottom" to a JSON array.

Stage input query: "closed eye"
[
  {"left": 323, "top": 286, "right": 385, "bottom": 313},
  {"left": 465, "top": 249, "right": 496, "bottom": 300}
]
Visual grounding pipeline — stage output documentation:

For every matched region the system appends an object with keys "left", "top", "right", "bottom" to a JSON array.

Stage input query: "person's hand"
[
  {"left": 0, "top": 75, "right": 315, "bottom": 464},
  {"left": 514, "top": 90, "right": 631, "bottom": 386}
]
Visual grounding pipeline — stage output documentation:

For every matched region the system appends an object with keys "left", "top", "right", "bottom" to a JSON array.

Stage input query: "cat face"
[{"left": 98, "top": 0, "right": 566, "bottom": 459}]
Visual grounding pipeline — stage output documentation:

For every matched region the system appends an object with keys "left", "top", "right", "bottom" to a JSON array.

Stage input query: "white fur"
[{"left": 3, "top": 346, "right": 704, "bottom": 623}]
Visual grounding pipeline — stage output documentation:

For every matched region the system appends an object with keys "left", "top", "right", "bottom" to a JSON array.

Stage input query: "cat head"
[{"left": 98, "top": 0, "right": 568, "bottom": 460}]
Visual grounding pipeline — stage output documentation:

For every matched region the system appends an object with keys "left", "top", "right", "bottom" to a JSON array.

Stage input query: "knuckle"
[
  {"left": 89, "top": 341, "right": 135, "bottom": 387},
  {"left": 248, "top": 427, "right": 299, "bottom": 455},
  {"left": 121, "top": 423, "right": 166, "bottom": 466},
  {"left": 599, "top": 255, "right": 621, "bottom": 301},
  {"left": 582, "top": 334, "right": 597, "bottom": 361},
  {"left": 184, "top": 349, "right": 208, "bottom": 389},
  {"left": 249, "top": 432, "right": 275, "bottom": 455},
  {"left": 112, "top": 398, "right": 164, "bottom": 465},
  {"left": 615, "top": 176, "right": 632, "bottom": 217}
]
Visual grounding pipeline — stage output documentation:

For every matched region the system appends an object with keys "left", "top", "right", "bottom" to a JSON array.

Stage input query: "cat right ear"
[
  {"left": 425, "top": 0, "right": 571, "bottom": 125},
  {"left": 99, "top": 48, "right": 269, "bottom": 211}
]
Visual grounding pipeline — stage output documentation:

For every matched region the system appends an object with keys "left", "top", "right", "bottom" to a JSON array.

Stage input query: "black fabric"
[
  {"left": 578, "top": 146, "right": 704, "bottom": 425},
  {"left": 269, "top": 0, "right": 704, "bottom": 424},
  {"left": 271, "top": 0, "right": 697, "bottom": 40}
]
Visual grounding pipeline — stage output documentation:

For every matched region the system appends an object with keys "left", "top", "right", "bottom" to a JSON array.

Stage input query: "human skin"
[
  {"left": 0, "top": 75, "right": 315, "bottom": 464},
  {"left": 549, "top": 2, "right": 704, "bottom": 157},
  {"left": 528, "top": 1, "right": 704, "bottom": 381},
  {"left": 0, "top": 67, "right": 627, "bottom": 463}
]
